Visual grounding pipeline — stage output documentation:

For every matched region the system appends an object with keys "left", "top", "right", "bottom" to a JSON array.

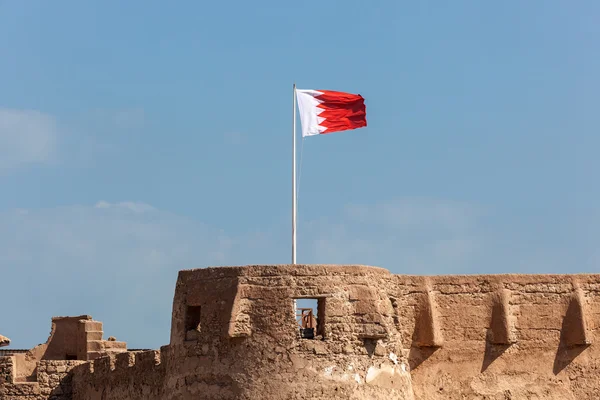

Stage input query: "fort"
[{"left": 1, "top": 264, "right": 600, "bottom": 399}]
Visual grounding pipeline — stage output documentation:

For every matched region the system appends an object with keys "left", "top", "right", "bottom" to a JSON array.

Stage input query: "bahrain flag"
[{"left": 296, "top": 89, "right": 367, "bottom": 137}]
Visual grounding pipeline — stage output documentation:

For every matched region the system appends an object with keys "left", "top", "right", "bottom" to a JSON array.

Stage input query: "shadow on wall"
[
  {"left": 408, "top": 346, "right": 439, "bottom": 371},
  {"left": 408, "top": 291, "right": 443, "bottom": 370},
  {"left": 481, "top": 333, "right": 511, "bottom": 373},
  {"left": 408, "top": 286, "right": 594, "bottom": 375},
  {"left": 553, "top": 293, "right": 590, "bottom": 375}
]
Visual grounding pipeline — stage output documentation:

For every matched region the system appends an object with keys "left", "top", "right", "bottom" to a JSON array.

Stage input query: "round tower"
[{"left": 162, "top": 264, "right": 414, "bottom": 400}]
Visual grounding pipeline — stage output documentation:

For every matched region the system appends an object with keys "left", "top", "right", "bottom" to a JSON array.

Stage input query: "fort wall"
[
  {"left": 0, "top": 356, "right": 84, "bottom": 400},
  {"left": 71, "top": 350, "right": 166, "bottom": 400},
  {"left": 161, "top": 265, "right": 413, "bottom": 400},
  {"left": 3, "top": 265, "right": 600, "bottom": 399},
  {"left": 396, "top": 274, "right": 600, "bottom": 399}
]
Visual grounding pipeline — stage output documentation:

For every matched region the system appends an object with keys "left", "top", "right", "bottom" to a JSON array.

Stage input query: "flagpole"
[{"left": 292, "top": 83, "right": 297, "bottom": 265}]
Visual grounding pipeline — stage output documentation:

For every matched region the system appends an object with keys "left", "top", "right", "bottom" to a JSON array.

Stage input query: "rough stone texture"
[
  {"left": 4, "top": 265, "right": 600, "bottom": 399},
  {"left": 2, "top": 315, "right": 127, "bottom": 384},
  {"left": 155, "top": 265, "right": 412, "bottom": 400},
  {"left": 488, "top": 288, "right": 515, "bottom": 345},
  {"left": 413, "top": 288, "right": 443, "bottom": 348},
  {"left": 0, "top": 335, "right": 10, "bottom": 348},
  {"left": 0, "top": 356, "right": 84, "bottom": 400}
]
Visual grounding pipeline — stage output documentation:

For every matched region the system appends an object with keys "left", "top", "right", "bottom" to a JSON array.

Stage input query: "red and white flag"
[{"left": 296, "top": 89, "right": 367, "bottom": 137}]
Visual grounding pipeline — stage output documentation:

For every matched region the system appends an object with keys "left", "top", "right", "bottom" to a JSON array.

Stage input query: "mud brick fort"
[{"left": 2, "top": 264, "right": 600, "bottom": 399}]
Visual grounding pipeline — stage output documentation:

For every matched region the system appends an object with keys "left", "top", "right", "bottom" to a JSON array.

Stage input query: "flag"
[{"left": 296, "top": 89, "right": 367, "bottom": 138}]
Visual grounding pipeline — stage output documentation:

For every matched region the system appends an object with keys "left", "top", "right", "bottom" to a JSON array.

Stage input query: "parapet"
[{"left": 71, "top": 350, "right": 166, "bottom": 400}]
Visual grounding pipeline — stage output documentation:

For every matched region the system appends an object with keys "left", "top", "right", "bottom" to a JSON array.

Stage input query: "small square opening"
[
  {"left": 185, "top": 305, "right": 201, "bottom": 337},
  {"left": 65, "top": 354, "right": 77, "bottom": 361},
  {"left": 295, "top": 298, "right": 326, "bottom": 340}
]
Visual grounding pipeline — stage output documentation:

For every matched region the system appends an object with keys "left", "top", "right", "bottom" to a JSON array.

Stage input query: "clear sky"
[{"left": 1, "top": 1, "right": 599, "bottom": 349}]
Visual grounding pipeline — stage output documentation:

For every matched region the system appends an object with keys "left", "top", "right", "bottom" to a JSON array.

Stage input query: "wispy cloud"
[
  {"left": 302, "top": 198, "right": 484, "bottom": 272},
  {"left": 0, "top": 107, "right": 148, "bottom": 173},
  {"left": 83, "top": 108, "right": 146, "bottom": 132},
  {"left": 94, "top": 201, "right": 156, "bottom": 213},
  {"left": 0, "top": 202, "right": 269, "bottom": 349},
  {"left": 111, "top": 108, "right": 145, "bottom": 131},
  {"left": 0, "top": 108, "right": 57, "bottom": 171},
  {"left": 2, "top": 197, "right": 594, "bottom": 350}
]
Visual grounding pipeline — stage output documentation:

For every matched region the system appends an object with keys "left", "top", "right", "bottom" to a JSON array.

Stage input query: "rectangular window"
[
  {"left": 295, "top": 298, "right": 326, "bottom": 340},
  {"left": 185, "top": 305, "right": 201, "bottom": 340}
]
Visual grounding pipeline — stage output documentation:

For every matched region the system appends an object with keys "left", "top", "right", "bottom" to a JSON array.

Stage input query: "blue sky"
[{"left": 1, "top": 1, "right": 599, "bottom": 349}]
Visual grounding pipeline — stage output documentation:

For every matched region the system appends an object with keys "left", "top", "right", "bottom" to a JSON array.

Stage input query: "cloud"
[
  {"left": 111, "top": 108, "right": 145, "bottom": 131},
  {"left": 94, "top": 201, "right": 156, "bottom": 213},
  {"left": 2, "top": 197, "right": 593, "bottom": 350},
  {"left": 0, "top": 202, "right": 273, "bottom": 349},
  {"left": 344, "top": 198, "right": 480, "bottom": 233},
  {"left": 0, "top": 197, "right": 487, "bottom": 349},
  {"left": 0, "top": 107, "right": 148, "bottom": 172},
  {"left": 302, "top": 198, "right": 484, "bottom": 272},
  {"left": 0, "top": 108, "right": 58, "bottom": 171}
]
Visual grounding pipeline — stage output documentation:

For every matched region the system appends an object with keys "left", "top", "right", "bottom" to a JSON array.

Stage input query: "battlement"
[
  {"left": 70, "top": 350, "right": 166, "bottom": 400},
  {"left": 77, "top": 350, "right": 164, "bottom": 375}
]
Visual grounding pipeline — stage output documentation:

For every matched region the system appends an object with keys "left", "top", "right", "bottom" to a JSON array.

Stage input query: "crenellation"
[
  {"left": 114, "top": 352, "right": 135, "bottom": 369},
  {"left": 91, "top": 355, "right": 115, "bottom": 374},
  {"left": 134, "top": 350, "right": 161, "bottom": 367}
]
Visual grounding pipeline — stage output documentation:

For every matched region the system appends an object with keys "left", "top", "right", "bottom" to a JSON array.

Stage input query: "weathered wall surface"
[
  {"left": 1, "top": 356, "right": 84, "bottom": 400},
  {"left": 4, "top": 265, "right": 600, "bottom": 400},
  {"left": 162, "top": 265, "right": 413, "bottom": 400},
  {"left": 399, "top": 275, "right": 600, "bottom": 399},
  {"left": 6, "top": 315, "right": 127, "bottom": 385},
  {"left": 71, "top": 265, "right": 413, "bottom": 400},
  {"left": 160, "top": 266, "right": 600, "bottom": 400},
  {"left": 71, "top": 351, "right": 165, "bottom": 400}
]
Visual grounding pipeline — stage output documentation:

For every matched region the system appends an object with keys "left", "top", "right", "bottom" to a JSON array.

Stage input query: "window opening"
[
  {"left": 185, "top": 305, "right": 201, "bottom": 340},
  {"left": 295, "top": 298, "right": 326, "bottom": 340},
  {"left": 65, "top": 354, "right": 77, "bottom": 360}
]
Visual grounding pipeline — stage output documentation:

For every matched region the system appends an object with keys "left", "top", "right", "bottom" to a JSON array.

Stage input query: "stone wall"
[
  {"left": 6, "top": 316, "right": 127, "bottom": 384},
  {"left": 4, "top": 265, "right": 600, "bottom": 400},
  {"left": 159, "top": 266, "right": 600, "bottom": 399},
  {"left": 399, "top": 274, "right": 600, "bottom": 399},
  {"left": 70, "top": 350, "right": 165, "bottom": 400},
  {"left": 0, "top": 356, "right": 84, "bottom": 400},
  {"left": 161, "top": 265, "right": 414, "bottom": 400},
  {"left": 38, "top": 361, "right": 85, "bottom": 400},
  {"left": 71, "top": 265, "right": 414, "bottom": 400}
]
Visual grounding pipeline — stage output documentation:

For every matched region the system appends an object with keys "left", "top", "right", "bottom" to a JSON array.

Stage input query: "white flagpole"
[{"left": 292, "top": 83, "right": 297, "bottom": 265}]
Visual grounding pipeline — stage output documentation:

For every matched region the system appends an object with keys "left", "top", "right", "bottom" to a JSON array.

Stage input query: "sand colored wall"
[
  {"left": 41, "top": 317, "right": 87, "bottom": 360},
  {"left": 398, "top": 274, "right": 600, "bottom": 399},
  {"left": 71, "top": 351, "right": 165, "bottom": 400},
  {"left": 162, "top": 266, "right": 600, "bottom": 399},
  {"left": 5, "top": 265, "right": 600, "bottom": 400},
  {"left": 6, "top": 316, "right": 127, "bottom": 384},
  {"left": 162, "top": 265, "right": 413, "bottom": 400},
  {"left": 71, "top": 265, "right": 413, "bottom": 400},
  {"left": 0, "top": 356, "right": 84, "bottom": 399}
]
